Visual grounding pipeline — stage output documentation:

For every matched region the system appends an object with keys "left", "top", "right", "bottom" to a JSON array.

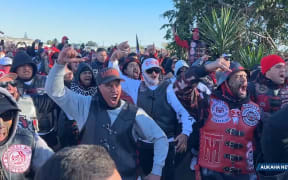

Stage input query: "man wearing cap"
[
  {"left": 109, "top": 43, "right": 194, "bottom": 180},
  {"left": 248, "top": 56, "right": 288, "bottom": 178},
  {"left": 57, "top": 36, "right": 69, "bottom": 51},
  {"left": 0, "top": 87, "right": 53, "bottom": 179},
  {"left": 0, "top": 56, "right": 13, "bottom": 74},
  {"left": 45, "top": 47, "right": 169, "bottom": 180},
  {"left": 118, "top": 56, "right": 141, "bottom": 103},
  {"left": 249, "top": 54, "right": 288, "bottom": 115},
  {"left": 173, "top": 58, "right": 260, "bottom": 179}
]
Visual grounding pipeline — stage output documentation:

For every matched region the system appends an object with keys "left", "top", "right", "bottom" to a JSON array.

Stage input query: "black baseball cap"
[
  {"left": 96, "top": 67, "right": 124, "bottom": 85},
  {"left": 0, "top": 93, "right": 20, "bottom": 115}
]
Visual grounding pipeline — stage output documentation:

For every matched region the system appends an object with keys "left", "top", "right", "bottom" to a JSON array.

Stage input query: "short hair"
[
  {"left": 35, "top": 145, "right": 116, "bottom": 180},
  {"left": 96, "top": 48, "right": 106, "bottom": 53}
]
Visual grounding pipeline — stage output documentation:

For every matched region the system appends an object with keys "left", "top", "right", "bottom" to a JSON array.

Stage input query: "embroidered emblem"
[
  {"left": 202, "top": 132, "right": 223, "bottom": 163},
  {"left": 191, "top": 42, "right": 197, "bottom": 48},
  {"left": 190, "top": 48, "right": 195, "bottom": 55},
  {"left": 246, "top": 141, "right": 254, "bottom": 171},
  {"left": 211, "top": 99, "right": 230, "bottom": 123},
  {"left": 2, "top": 144, "right": 32, "bottom": 173},
  {"left": 230, "top": 109, "right": 241, "bottom": 124},
  {"left": 242, "top": 104, "right": 260, "bottom": 126}
]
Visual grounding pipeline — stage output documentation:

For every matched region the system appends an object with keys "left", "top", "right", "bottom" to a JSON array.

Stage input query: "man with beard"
[
  {"left": 45, "top": 47, "right": 169, "bottom": 180},
  {"left": 121, "top": 56, "right": 141, "bottom": 80},
  {"left": 0, "top": 87, "right": 53, "bottom": 179},
  {"left": 173, "top": 58, "right": 260, "bottom": 180},
  {"left": 249, "top": 54, "right": 288, "bottom": 115},
  {"left": 119, "top": 56, "right": 141, "bottom": 103},
  {"left": 109, "top": 42, "right": 194, "bottom": 180}
]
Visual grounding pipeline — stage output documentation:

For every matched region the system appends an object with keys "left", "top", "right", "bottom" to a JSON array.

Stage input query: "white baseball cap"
[
  {"left": 0, "top": 57, "right": 13, "bottom": 66},
  {"left": 141, "top": 58, "right": 161, "bottom": 72}
]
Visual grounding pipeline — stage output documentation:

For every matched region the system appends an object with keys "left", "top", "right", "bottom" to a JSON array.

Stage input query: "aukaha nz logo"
[{"left": 257, "top": 163, "right": 288, "bottom": 171}]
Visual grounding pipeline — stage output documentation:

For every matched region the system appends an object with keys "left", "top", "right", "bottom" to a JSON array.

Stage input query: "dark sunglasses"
[
  {"left": 146, "top": 68, "right": 161, "bottom": 74},
  {"left": 0, "top": 111, "right": 15, "bottom": 121},
  {"left": 0, "top": 81, "right": 17, "bottom": 88}
]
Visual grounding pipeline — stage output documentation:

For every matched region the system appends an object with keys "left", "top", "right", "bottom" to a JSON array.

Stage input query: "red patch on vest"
[{"left": 2, "top": 144, "right": 32, "bottom": 173}]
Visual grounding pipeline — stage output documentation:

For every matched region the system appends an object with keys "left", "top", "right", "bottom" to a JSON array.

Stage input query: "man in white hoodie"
[
  {"left": 109, "top": 42, "right": 195, "bottom": 180},
  {"left": 0, "top": 87, "right": 53, "bottom": 179}
]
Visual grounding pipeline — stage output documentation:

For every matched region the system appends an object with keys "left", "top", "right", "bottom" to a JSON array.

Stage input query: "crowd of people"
[{"left": 0, "top": 34, "right": 288, "bottom": 180}]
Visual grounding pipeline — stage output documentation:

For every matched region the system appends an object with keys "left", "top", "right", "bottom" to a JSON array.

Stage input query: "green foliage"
[
  {"left": 199, "top": 8, "right": 245, "bottom": 56},
  {"left": 238, "top": 45, "right": 266, "bottom": 70},
  {"left": 161, "top": 0, "right": 288, "bottom": 65}
]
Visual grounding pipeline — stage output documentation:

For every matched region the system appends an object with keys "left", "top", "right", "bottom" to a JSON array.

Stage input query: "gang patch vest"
[{"left": 198, "top": 97, "right": 260, "bottom": 174}]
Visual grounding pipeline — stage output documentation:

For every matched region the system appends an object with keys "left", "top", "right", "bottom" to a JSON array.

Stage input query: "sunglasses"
[
  {"left": 146, "top": 68, "right": 161, "bottom": 74},
  {"left": 0, "top": 81, "right": 17, "bottom": 88},
  {"left": 0, "top": 111, "right": 14, "bottom": 121}
]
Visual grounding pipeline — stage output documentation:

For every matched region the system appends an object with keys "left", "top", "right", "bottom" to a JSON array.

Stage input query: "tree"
[
  {"left": 161, "top": 0, "right": 288, "bottom": 61},
  {"left": 86, "top": 41, "right": 97, "bottom": 47},
  {"left": 199, "top": 8, "right": 246, "bottom": 57}
]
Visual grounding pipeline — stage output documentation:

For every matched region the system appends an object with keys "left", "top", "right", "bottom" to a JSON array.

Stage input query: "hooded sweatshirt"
[
  {"left": 0, "top": 88, "right": 54, "bottom": 180},
  {"left": 10, "top": 51, "right": 46, "bottom": 95},
  {"left": 70, "top": 62, "right": 97, "bottom": 96}
]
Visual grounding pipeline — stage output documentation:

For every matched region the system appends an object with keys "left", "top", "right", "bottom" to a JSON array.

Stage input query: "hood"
[
  {"left": 10, "top": 51, "right": 37, "bottom": 80},
  {"left": 174, "top": 60, "right": 189, "bottom": 76},
  {"left": 0, "top": 88, "right": 20, "bottom": 147},
  {"left": 74, "top": 62, "right": 96, "bottom": 86}
]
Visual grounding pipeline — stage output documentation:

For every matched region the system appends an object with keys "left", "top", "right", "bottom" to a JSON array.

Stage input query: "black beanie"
[{"left": 10, "top": 51, "right": 37, "bottom": 78}]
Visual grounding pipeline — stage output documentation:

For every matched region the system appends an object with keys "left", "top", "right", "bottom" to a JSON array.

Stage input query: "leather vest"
[
  {"left": 137, "top": 80, "right": 178, "bottom": 138},
  {"left": 81, "top": 97, "right": 138, "bottom": 178},
  {"left": 254, "top": 82, "right": 287, "bottom": 113},
  {"left": 0, "top": 128, "right": 35, "bottom": 180},
  {"left": 198, "top": 97, "right": 260, "bottom": 174},
  {"left": 17, "top": 96, "right": 38, "bottom": 132}
]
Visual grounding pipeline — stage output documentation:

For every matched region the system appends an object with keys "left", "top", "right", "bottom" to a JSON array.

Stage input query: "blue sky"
[{"left": 0, "top": 0, "right": 174, "bottom": 48}]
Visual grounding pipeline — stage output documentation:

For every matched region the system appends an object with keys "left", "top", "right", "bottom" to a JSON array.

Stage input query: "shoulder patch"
[
  {"left": 2, "top": 144, "right": 32, "bottom": 173},
  {"left": 211, "top": 99, "right": 230, "bottom": 123},
  {"left": 242, "top": 104, "right": 260, "bottom": 126}
]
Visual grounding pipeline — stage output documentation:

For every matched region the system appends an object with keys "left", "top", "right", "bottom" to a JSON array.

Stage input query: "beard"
[
  {"left": 143, "top": 72, "right": 159, "bottom": 86},
  {"left": 229, "top": 84, "right": 247, "bottom": 99}
]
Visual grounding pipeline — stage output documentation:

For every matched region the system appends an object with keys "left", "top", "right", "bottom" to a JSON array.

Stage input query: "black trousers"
[{"left": 138, "top": 141, "right": 176, "bottom": 180}]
